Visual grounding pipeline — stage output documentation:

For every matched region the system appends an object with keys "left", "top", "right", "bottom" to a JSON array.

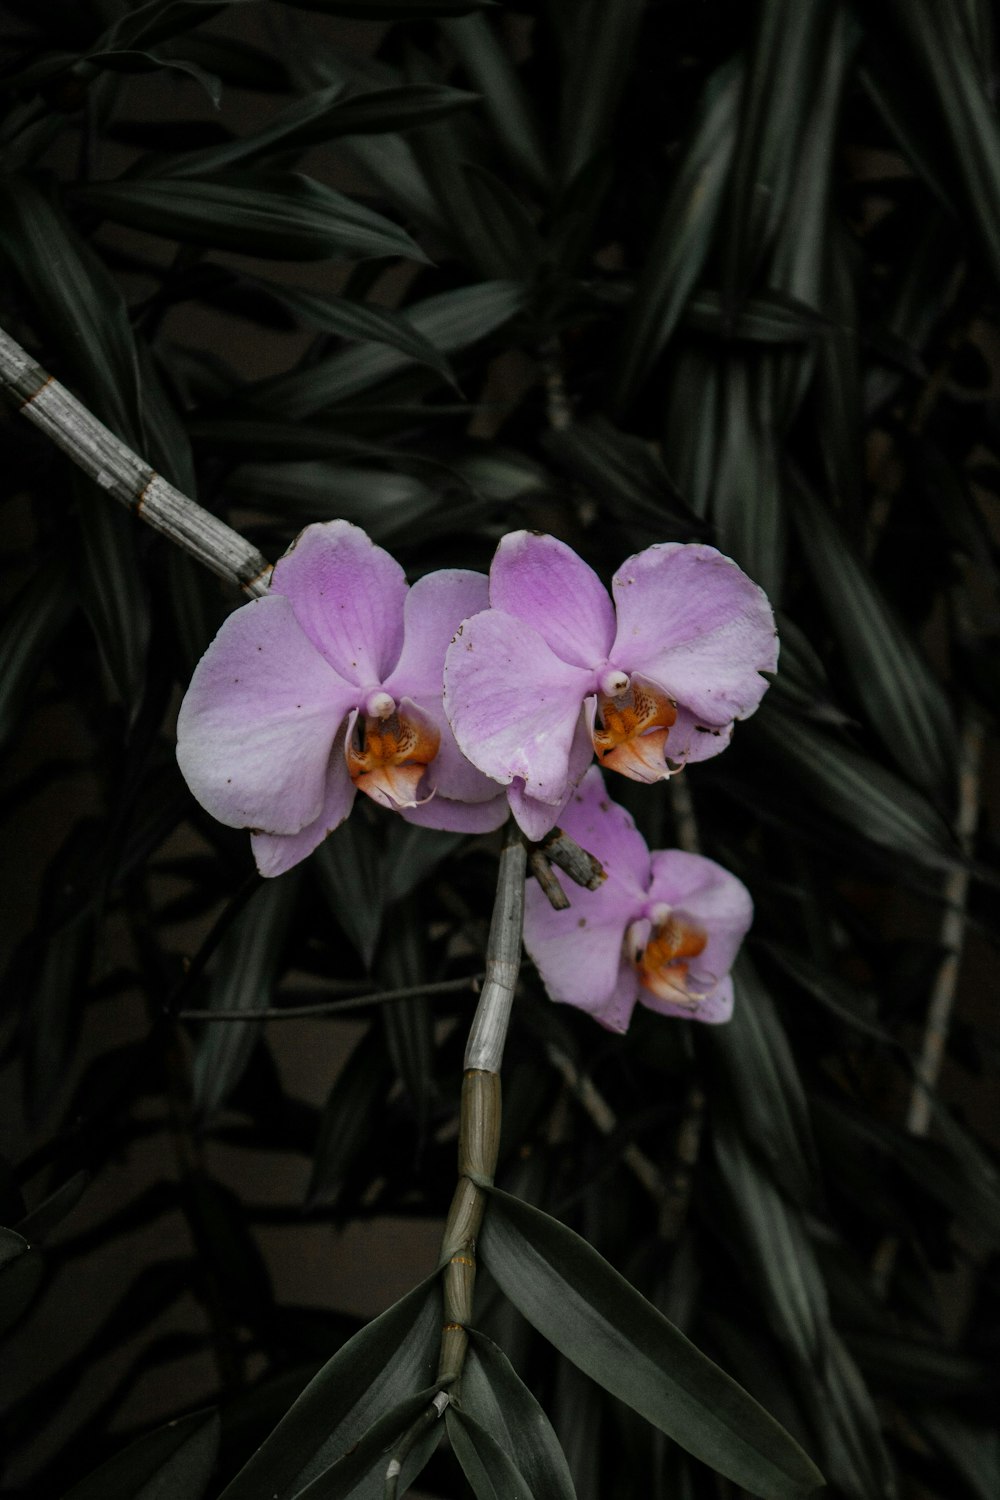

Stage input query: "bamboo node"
[
  {"left": 442, "top": 1321, "right": 464, "bottom": 1333},
  {"left": 449, "top": 1254, "right": 475, "bottom": 1267},
  {"left": 18, "top": 373, "right": 53, "bottom": 410},
  {"left": 135, "top": 472, "right": 158, "bottom": 514}
]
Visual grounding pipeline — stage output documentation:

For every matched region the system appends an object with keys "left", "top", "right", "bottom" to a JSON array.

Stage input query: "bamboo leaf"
[
  {"left": 78, "top": 173, "right": 427, "bottom": 263},
  {"left": 556, "top": 0, "right": 645, "bottom": 186},
  {"left": 479, "top": 1189, "right": 824, "bottom": 1497},
  {"left": 191, "top": 871, "right": 300, "bottom": 1117},
  {"left": 791, "top": 478, "right": 955, "bottom": 795},
  {"left": 446, "top": 1407, "right": 537, "bottom": 1500},
  {"left": 0, "top": 557, "right": 75, "bottom": 752},
  {"left": 306, "top": 1027, "right": 395, "bottom": 1209},
  {"left": 218, "top": 1275, "right": 439, "bottom": 1500},
  {"left": 462, "top": 1330, "right": 577, "bottom": 1500}
]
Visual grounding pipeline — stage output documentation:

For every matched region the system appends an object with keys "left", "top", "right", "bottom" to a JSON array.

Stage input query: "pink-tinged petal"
[
  {"left": 507, "top": 780, "right": 570, "bottom": 841},
  {"left": 413, "top": 696, "right": 505, "bottom": 807},
  {"left": 251, "top": 746, "right": 356, "bottom": 877},
  {"left": 610, "top": 543, "right": 778, "bottom": 725},
  {"left": 270, "top": 520, "right": 408, "bottom": 688},
  {"left": 346, "top": 699, "right": 440, "bottom": 811},
  {"left": 176, "top": 595, "right": 357, "bottom": 836},
  {"left": 664, "top": 707, "right": 733, "bottom": 766},
  {"left": 400, "top": 789, "right": 509, "bottom": 833},
  {"left": 444, "top": 609, "right": 592, "bottom": 802},
  {"left": 642, "top": 975, "right": 734, "bottom": 1026},
  {"left": 556, "top": 766, "right": 650, "bottom": 904},
  {"left": 489, "top": 531, "right": 615, "bottom": 668},
  {"left": 523, "top": 883, "right": 634, "bottom": 1024},
  {"left": 383, "top": 568, "right": 489, "bottom": 700},
  {"left": 642, "top": 850, "right": 753, "bottom": 1020}
]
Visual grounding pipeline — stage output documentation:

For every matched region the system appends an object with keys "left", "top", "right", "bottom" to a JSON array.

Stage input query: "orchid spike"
[
  {"left": 522, "top": 767, "right": 753, "bottom": 1032},
  {"left": 176, "top": 521, "right": 507, "bottom": 876},
  {"left": 443, "top": 531, "right": 778, "bottom": 839}
]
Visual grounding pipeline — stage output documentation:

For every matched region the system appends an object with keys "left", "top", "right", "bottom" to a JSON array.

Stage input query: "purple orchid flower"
[
  {"left": 176, "top": 520, "right": 507, "bottom": 876},
  {"left": 523, "top": 767, "right": 753, "bottom": 1032},
  {"left": 443, "top": 531, "right": 778, "bottom": 839}
]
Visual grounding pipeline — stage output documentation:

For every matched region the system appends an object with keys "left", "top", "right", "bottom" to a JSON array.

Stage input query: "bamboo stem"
[
  {"left": 0, "top": 325, "right": 272, "bottom": 596},
  {"left": 385, "top": 825, "right": 526, "bottom": 1495}
]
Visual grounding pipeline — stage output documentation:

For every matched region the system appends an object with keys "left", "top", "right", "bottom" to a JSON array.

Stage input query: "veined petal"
[
  {"left": 176, "top": 595, "right": 357, "bottom": 836},
  {"left": 523, "top": 885, "right": 634, "bottom": 1023},
  {"left": 270, "top": 519, "right": 408, "bottom": 688},
  {"left": 251, "top": 745, "right": 356, "bottom": 877},
  {"left": 507, "top": 711, "right": 595, "bottom": 840},
  {"left": 444, "top": 609, "right": 592, "bottom": 803},
  {"left": 611, "top": 543, "right": 778, "bottom": 725},
  {"left": 664, "top": 706, "right": 733, "bottom": 766},
  {"left": 412, "top": 695, "right": 503, "bottom": 806},
  {"left": 401, "top": 790, "right": 509, "bottom": 833},
  {"left": 489, "top": 531, "right": 615, "bottom": 668},
  {"left": 383, "top": 568, "right": 489, "bottom": 700}
]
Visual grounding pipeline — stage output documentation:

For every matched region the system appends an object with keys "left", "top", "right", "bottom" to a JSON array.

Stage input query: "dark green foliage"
[{"left": 3, "top": 3, "right": 1000, "bottom": 1499}]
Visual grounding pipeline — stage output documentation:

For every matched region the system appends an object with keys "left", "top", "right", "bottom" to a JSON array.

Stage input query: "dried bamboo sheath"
[{"left": 0, "top": 326, "right": 271, "bottom": 596}]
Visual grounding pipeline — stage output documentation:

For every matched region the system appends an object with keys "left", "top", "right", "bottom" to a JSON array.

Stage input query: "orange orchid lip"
[
  {"left": 634, "top": 913, "right": 708, "bottom": 1007},
  {"left": 346, "top": 703, "right": 440, "bottom": 809},
  {"left": 591, "top": 675, "right": 678, "bottom": 783}
]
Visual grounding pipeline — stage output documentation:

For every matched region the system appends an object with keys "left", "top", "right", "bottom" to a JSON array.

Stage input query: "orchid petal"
[
  {"left": 640, "top": 850, "right": 752, "bottom": 1023},
  {"left": 610, "top": 543, "right": 778, "bottom": 725},
  {"left": 508, "top": 711, "right": 596, "bottom": 839},
  {"left": 251, "top": 745, "right": 356, "bottom": 877},
  {"left": 444, "top": 609, "right": 592, "bottom": 803},
  {"left": 489, "top": 531, "right": 616, "bottom": 668},
  {"left": 270, "top": 519, "right": 408, "bottom": 688},
  {"left": 523, "top": 883, "right": 634, "bottom": 1023},
  {"left": 556, "top": 766, "right": 650, "bottom": 903},
  {"left": 176, "top": 595, "right": 357, "bottom": 836},
  {"left": 642, "top": 975, "right": 735, "bottom": 1026},
  {"left": 383, "top": 568, "right": 489, "bottom": 700},
  {"left": 401, "top": 790, "right": 509, "bottom": 833}
]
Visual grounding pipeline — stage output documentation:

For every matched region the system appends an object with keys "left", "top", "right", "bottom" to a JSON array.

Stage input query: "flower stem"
[
  {"left": 384, "top": 824, "right": 526, "bottom": 1494},
  {"left": 0, "top": 325, "right": 272, "bottom": 596}
]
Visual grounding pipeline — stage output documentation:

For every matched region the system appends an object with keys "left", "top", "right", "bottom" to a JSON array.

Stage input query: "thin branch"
[
  {"left": 0, "top": 324, "right": 272, "bottom": 596},
  {"left": 528, "top": 847, "right": 570, "bottom": 910},
  {"left": 540, "top": 827, "right": 606, "bottom": 891},
  {"left": 176, "top": 974, "right": 483, "bottom": 1022}
]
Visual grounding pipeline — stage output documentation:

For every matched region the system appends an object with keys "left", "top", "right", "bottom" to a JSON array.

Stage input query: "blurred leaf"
[
  {"left": 20, "top": 910, "right": 96, "bottom": 1125},
  {"left": 0, "top": 556, "right": 75, "bottom": 752},
  {"left": 0, "top": 175, "right": 141, "bottom": 440},
  {"left": 191, "top": 871, "right": 300, "bottom": 1117},
  {"left": 377, "top": 902, "right": 434, "bottom": 1127},
  {"left": 749, "top": 706, "right": 955, "bottom": 868},
  {"left": 708, "top": 959, "right": 818, "bottom": 1206},
  {"left": 257, "top": 280, "right": 527, "bottom": 418},
  {"left": 60, "top": 1409, "right": 220, "bottom": 1500},
  {"left": 154, "top": 81, "right": 480, "bottom": 177},
  {"left": 791, "top": 478, "right": 955, "bottom": 795},
  {"left": 15, "top": 1169, "right": 90, "bottom": 1244},
  {"left": 312, "top": 814, "right": 383, "bottom": 967},
  {"left": 556, "top": 0, "right": 644, "bottom": 186},
  {"left": 446, "top": 1406, "right": 536, "bottom": 1500},
  {"left": 382, "top": 823, "right": 463, "bottom": 905},
  {"left": 613, "top": 57, "right": 742, "bottom": 407},
  {"left": 277, "top": 0, "right": 494, "bottom": 13},
  {"left": 78, "top": 173, "right": 426, "bottom": 263},
  {"left": 685, "top": 289, "right": 829, "bottom": 344},
  {"left": 919, "top": 1411, "right": 1000, "bottom": 1500},
  {"left": 76, "top": 476, "right": 151, "bottom": 725},
  {"left": 218, "top": 1274, "right": 439, "bottom": 1500},
  {"left": 480, "top": 1189, "right": 824, "bottom": 1497},
  {"left": 87, "top": 48, "right": 222, "bottom": 106},
  {"left": 0, "top": 1227, "right": 43, "bottom": 1338},
  {"left": 307, "top": 1027, "right": 395, "bottom": 1208},
  {"left": 462, "top": 1330, "right": 577, "bottom": 1500},
  {"left": 542, "top": 419, "right": 703, "bottom": 543},
  {"left": 442, "top": 14, "right": 549, "bottom": 189}
]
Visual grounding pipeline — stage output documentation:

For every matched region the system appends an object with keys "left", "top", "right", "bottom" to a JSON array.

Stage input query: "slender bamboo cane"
[
  {"left": 0, "top": 325, "right": 272, "bottom": 596},
  {"left": 385, "top": 823, "right": 527, "bottom": 1497}
]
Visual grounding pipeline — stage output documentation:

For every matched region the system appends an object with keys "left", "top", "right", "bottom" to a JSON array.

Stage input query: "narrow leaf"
[
  {"left": 463, "top": 1330, "right": 577, "bottom": 1500},
  {"left": 60, "top": 1409, "right": 220, "bottom": 1500}
]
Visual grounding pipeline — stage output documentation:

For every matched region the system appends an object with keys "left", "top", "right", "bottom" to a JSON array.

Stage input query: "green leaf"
[
  {"left": 462, "top": 1330, "right": 577, "bottom": 1500},
  {"left": 377, "top": 903, "right": 434, "bottom": 1127},
  {"left": 191, "top": 871, "right": 300, "bottom": 1117},
  {"left": 60, "top": 1409, "right": 220, "bottom": 1500},
  {"left": 154, "top": 81, "right": 479, "bottom": 177},
  {"left": 790, "top": 479, "right": 955, "bottom": 795},
  {"left": 76, "top": 476, "right": 151, "bottom": 725},
  {"left": 612, "top": 56, "right": 742, "bottom": 407},
  {"left": 277, "top": 0, "right": 494, "bottom": 14},
  {"left": 541, "top": 418, "right": 703, "bottom": 542},
  {"left": 0, "top": 557, "right": 75, "bottom": 752},
  {"left": 918, "top": 1411, "right": 1000, "bottom": 1500},
  {"left": 0, "top": 1227, "right": 43, "bottom": 1338},
  {"left": 708, "top": 958, "right": 818, "bottom": 1206},
  {"left": 218, "top": 1275, "right": 440, "bottom": 1500},
  {"left": 294, "top": 1389, "right": 444, "bottom": 1499},
  {"left": 312, "top": 813, "right": 383, "bottom": 967},
  {"left": 442, "top": 15, "right": 549, "bottom": 189},
  {"left": 479, "top": 1189, "right": 824, "bottom": 1497},
  {"left": 446, "top": 1406, "right": 537, "bottom": 1500},
  {"left": 77, "top": 173, "right": 426, "bottom": 263},
  {"left": 748, "top": 706, "right": 955, "bottom": 868},
  {"left": 556, "top": 0, "right": 645, "bottom": 186},
  {"left": 258, "top": 280, "right": 527, "bottom": 418},
  {"left": 87, "top": 48, "right": 222, "bottom": 107},
  {"left": 15, "top": 1169, "right": 90, "bottom": 1244},
  {"left": 685, "top": 289, "right": 829, "bottom": 344}
]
